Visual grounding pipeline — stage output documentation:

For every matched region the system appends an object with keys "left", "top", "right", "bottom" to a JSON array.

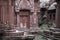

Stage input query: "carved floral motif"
[{"left": 15, "top": 0, "right": 34, "bottom": 12}]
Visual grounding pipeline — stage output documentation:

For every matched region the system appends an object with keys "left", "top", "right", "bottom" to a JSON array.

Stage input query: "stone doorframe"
[{"left": 17, "top": 10, "right": 30, "bottom": 28}]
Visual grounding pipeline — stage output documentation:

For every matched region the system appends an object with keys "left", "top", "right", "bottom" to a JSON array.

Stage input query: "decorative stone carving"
[
  {"left": 15, "top": 0, "right": 21, "bottom": 12},
  {"left": 29, "top": 0, "right": 34, "bottom": 12},
  {"left": 15, "top": 0, "right": 34, "bottom": 12}
]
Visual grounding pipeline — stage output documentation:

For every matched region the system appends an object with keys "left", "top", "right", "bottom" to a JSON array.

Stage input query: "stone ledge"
[
  {"left": 43, "top": 30, "right": 53, "bottom": 39},
  {"left": 2, "top": 34, "right": 35, "bottom": 40}
]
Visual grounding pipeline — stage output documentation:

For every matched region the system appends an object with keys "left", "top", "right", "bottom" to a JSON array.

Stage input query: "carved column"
[
  {"left": 30, "top": 13, "right": 33, "bottom": 27},
  {"left": 0, "top": 1, "right": 4, "bottom": 27},
  {"left": 9, "top": 0, "right": 14, "bottom": 29},
  {"left": 33, "top": 0, "right": 40, "bottom": 27},
  {"left": 0, "top": 1, "right": 9, "bottom": 27},
  {"left": 17, "top": 13, "right": 20, "bottom": 27},
  {"left": 33, "top": 12, "right": 37, "bottom": 27}
]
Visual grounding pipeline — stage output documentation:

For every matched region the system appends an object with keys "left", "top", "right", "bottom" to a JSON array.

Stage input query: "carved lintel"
[{"left": 15, "top": 0, "right": 34, "bottom": 12}]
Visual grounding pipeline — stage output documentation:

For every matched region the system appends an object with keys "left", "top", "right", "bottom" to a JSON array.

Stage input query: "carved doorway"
[{"left": 17, "top": 10, "right": 30, "bottom": 28}]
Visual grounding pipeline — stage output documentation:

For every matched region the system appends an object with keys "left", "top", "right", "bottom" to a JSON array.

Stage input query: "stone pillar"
[
  {"left": 9, "top": 0, "right": 14, "bottom": 29},
  {"left": 30, "top": 12, "right": 33, "bottom": 27},
  {"left": 46, "top": 0, "right": 60, "bottom": 40},
  {"left": 17, "top": 14, "right": 20, "bottom": 27},
  {"left": 55, "top": 1, "right": 60, "bottom": 28},
  {"left": 33, "top": 12, "right": 37, "bottom": 27}
]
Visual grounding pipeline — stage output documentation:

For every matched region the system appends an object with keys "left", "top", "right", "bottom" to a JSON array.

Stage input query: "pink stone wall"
[
  {"left": 0, "top": 0, "right": 15, "bottom": 29},
  {"left": 0, "top": 0, "right": 40, "bottom": 29}
]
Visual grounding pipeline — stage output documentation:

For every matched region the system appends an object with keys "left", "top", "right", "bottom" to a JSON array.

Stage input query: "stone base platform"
[
  {"left": 43, "top": 27, "right": 60, "bottom": 40},
  {"left": 2, "top": 34, "right": 35, "bottom": 40}
]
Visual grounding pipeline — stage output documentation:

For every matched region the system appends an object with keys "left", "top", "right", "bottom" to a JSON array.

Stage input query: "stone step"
[
  {"left": 43, "top": 30, "right": 54, "bottom": 39},
  {"left": 2, "top": 34, "right": 35, "bottom": 40}
]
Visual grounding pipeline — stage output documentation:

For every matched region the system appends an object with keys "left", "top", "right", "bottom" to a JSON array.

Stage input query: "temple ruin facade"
[{"left": 0, "top": 0, "right": 40, "bottom": 29}]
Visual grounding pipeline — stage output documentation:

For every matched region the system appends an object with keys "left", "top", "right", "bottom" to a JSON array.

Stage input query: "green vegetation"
[
  {"left": 33, "top": 24, "right": 49, "bottom": 40},
  {"left": 34, "top": 22, "right": 54, "bottom": 40},
  {"left": 40, "top": 24, "right": 49, "bottom": 31},
  {"left": 34, "top": 34, "right": 46, "bottom": 40}
]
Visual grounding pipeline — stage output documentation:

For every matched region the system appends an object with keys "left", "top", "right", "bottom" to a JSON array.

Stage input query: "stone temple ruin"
[
  {"left": 0, "top": 0, "right": 40, "bottom": 40},
  {"left": 0, "top": 0, "right": 60, "bottom": 40}
]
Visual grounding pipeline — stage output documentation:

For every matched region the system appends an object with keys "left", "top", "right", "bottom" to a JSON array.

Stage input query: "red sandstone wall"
[
  {"left": 0, "top": 1, "right": 9, "bottom": 26},
  {"left": 0, "top": 0, "right": 40, "bottom": 29},
  {"left": 0, "top": 0, "right": 15, "bottom": 28}
]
